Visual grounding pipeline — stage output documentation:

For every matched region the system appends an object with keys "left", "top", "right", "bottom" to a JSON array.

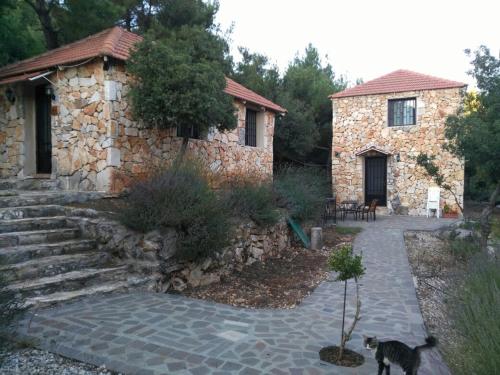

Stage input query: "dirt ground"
[
  {"left": 404, "top": 230, "right": 466, "bottom": 369},
  {"left": 178, "top": 226, "right": 360, "bottom": 309}
]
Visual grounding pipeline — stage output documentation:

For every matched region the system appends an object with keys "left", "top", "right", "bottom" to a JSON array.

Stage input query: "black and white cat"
[{"left": 363, "top": 335, "right": 437, "bottom": 375}]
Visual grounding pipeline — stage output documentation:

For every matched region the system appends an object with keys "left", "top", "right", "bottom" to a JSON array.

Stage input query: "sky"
[{"left": 216, "top": 0, "right": 500, "bottom": 89}]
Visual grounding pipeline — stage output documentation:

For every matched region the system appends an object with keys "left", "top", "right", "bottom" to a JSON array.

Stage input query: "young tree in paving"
[{"left": 327, "top": 245, "right": 365, "bottom": 360}]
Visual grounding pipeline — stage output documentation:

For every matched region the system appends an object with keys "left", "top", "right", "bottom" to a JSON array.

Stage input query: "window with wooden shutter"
[
  {"left": 388, "top": 98, "right": 416, "bottom": 126},
  {"left": 245, "top": 109, "right": 257, "bottom": 146}
]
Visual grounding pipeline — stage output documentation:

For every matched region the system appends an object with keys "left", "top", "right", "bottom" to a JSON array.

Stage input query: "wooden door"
[
  {"left": 365, "top": 156, "right": 387, "bottom": 205},
  {"left": 35, "top": 85, "right": 52, "bottom": 174}
]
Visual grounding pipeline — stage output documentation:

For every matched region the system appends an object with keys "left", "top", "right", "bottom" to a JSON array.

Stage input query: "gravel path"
[{"left": 11, "top": 216, "right": 456, "bottom": 374}]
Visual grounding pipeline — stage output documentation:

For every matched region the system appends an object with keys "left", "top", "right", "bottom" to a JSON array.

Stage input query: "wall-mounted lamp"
[
  {"left": 335, "top": 151, "right": 340, "bottom": 158},
  {"left": 45, "top": 86, "right": 55, "bottom": 100},
  {"left": 5, "top": 87, "right": 15, "bottom": 104},
  {"left": 395, "top": 153, "right": 401, "bottom": 162}
]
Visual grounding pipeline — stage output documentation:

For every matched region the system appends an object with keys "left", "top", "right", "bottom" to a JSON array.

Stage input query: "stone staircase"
[{"left": 0, "top": 181, "right": 151, "bottom": 308}]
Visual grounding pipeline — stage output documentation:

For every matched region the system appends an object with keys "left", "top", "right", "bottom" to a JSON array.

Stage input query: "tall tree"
[
  {"left": 127, "top": 0, "right": 236, "bottom": 152},
  {"left": 276, "top": 44, "right": 346, "bottom": 167},
  {"left": 0, "top": 0, "right": 45, "bottom": 66},
  {"left": 445, "top": 46, "right": 500, "bottom": 250}
]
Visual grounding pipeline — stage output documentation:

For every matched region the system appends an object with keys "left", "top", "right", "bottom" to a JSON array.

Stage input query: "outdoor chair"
[
  {"left": 358, "top": 199, "right": 378, "bottom": 221},
  {"left": 340, "top": 200, "right": 360, "bottom": 221},
  {"left": 322, "top": 197, "right": 337, "bottom": 225}
]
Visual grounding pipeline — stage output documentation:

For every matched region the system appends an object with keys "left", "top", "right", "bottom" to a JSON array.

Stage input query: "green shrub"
[
  {"left": 274, "top": 166, "right": 329, "bottom": 222},
  {"left": 448, "top": 236, "right": 481, "bottom": 261},
  {"left": 446, "top": 256, "right": 500, "bottom": 375},
  {"left": 224, "top": 181, "right": 279, "bottom": 227},
  {"left": 120, "top": 160, "right": 230, "bottom": 263}
]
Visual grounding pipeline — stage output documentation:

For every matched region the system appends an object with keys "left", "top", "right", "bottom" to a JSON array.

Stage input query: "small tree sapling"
[{"left": 327, "top": 245, "right": 365, "bottom": 360}]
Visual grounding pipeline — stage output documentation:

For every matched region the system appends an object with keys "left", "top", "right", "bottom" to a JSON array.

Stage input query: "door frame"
[{"left": 364, "top": 154, "right": 387, "bottom": 206}]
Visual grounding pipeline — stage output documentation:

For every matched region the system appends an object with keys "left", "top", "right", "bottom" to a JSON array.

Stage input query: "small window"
[
  {"left": 177, "top": 124, "right": 200, "bottom": 139},
  {"left": 388, "top": 98, "right": 416, "bottom": 126},
  {"left": 245, "top": 109, "right": 257, "bottom": 146}
]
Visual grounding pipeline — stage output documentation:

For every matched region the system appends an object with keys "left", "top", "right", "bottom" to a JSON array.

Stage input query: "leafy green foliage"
[
  {"left": 274, "top": 166, "right": 330, "bottom": 223},
  {"left": 224, "top": 181, "right": 280, "bottom": 227},
  {"left": 327, "top": 245, "right": 365, "bottom": 282},
  {"left": 127, "top": 1, "right": 235, "bottom": 135},
  {"left": 0, "top": 0, "right": 44, "bottom": 66},
  {"left": 446, "top": 256, "right": 500, "bottom": 375},
  {"left": 448, "top": 237, "right": 481, "bottom": 261},
  {"left": 119, "top": 160, "right": 230, "bottom": 263}
]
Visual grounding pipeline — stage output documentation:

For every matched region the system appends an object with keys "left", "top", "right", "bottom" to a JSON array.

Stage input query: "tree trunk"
[
  {"left": 479, "top": 181, "right": 500, "bottom": 252},
  {"left": 25, "top": 0, "right": 59, "bottom": 49},
  {"left": 179, "top": 136, "right": 189, "bottom": 160},
  {"left": 338, "top": 280, "right": 347, "bottom": 361}
]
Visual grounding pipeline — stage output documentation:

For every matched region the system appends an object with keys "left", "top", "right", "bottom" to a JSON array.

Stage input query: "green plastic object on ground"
[{"left": 287, "top": 217, "right": 310, "bottom": 248}]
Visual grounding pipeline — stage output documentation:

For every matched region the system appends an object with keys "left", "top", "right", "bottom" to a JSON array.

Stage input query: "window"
[
  {"left": 245, "top": 109, "right": 257, "bottom": 146},
  {"left": 388, "top": 98, "right": 416, "bottom": 126},
  {"left": 177, "top": 124, "right": 200, "bottom": 139}
]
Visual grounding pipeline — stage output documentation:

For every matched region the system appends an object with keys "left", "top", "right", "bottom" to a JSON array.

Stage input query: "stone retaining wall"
[{"left": 70, "top": 208, "right": 290, "bottom": 291}]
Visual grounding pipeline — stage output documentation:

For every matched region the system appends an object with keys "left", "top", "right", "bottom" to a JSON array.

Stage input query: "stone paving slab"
[{"left": 16, "top": 216, "right": 456, "bottom": 374}]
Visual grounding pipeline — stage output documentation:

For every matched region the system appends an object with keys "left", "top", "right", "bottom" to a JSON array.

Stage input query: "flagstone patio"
[{"left": 16, "top": 216, "right": 456, "bottom": 374}]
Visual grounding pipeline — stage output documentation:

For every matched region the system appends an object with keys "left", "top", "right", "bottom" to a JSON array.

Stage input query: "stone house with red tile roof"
[
  {"left": 0, "top": 27, "right": 285, "bottom": 192},
  {"left": 331, "top": 70, "right": 466, "bottom": 216}
]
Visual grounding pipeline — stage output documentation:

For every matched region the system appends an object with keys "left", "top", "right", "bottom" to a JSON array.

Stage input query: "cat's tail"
[{"left": 414, "top": 336, "right": 437, "bottom": 352}]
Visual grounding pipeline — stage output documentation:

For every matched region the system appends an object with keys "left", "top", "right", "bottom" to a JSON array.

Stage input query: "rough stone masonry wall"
[
  {"left": 106, "top": 63, "right": 275, "bottom": 192},
  {"left": 332, "top": 87, "right": 465, "bottom": 216},
  {"left": 0, "top": 86, "right": 25, "bottom": 178},
  {"left": 73, "top": 208, "right": 290, "bottom": 291},
  {"left": 0, "top": 59, "right": 275, "bottom": 191}
]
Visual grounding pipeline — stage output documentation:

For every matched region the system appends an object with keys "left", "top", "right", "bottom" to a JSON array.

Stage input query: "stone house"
[
  {"left": 330, "top": 70, "right": 466, "bottom": 215},
  {"left": 0, "top": 27, "right": 285, "bottom": 192}
]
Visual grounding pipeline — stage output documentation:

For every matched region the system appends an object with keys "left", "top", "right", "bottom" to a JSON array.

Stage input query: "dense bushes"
[
  {"left": 120, "top": 160, "right": 230, "bottom": 263},
  {"left": 274, "top": 166, "right": 329, "bottom": 222},
  {"left": 224, "top": 181, "right": 279, "bottom": 227},
  {"left": 120, "top": 162, "right": 329, "bottom": 262},
  {"left": 446, "top": 256, "right": 500, "bottom": 375}
]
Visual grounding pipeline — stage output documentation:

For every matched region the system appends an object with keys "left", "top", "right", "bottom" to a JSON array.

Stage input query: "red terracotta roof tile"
[
  {"left": 0, "top": 27, "right": 285, "bottom": 113},
  {"left": 331, "top": 69, "right": 466, "bottom": 99},
  {"left": 224, "top": 77, "right": 286, "bottom": 113},
  {"left": 0, "top": 27, "right": 142, "bottom": 80}
]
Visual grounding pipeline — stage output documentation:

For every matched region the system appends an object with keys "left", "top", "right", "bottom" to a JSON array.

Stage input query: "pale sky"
[{"left": 216, "top": 0, "right": 500, "bottom": 89}]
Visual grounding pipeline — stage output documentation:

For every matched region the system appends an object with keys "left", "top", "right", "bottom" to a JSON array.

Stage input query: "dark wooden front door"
[
  {"left": 365, "top": 156, "right": 387, "bottom": 206},
  {"left": 35, "top": 86, "right": 52, "bottom": 174}
]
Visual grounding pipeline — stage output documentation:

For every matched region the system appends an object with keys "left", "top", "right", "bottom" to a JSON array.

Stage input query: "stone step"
[
  {"left": 0, "top": 191, "right": 105, "bottom": 208},
  {"left": 22, "top": 275, "right": 155, "bottom": 308},
  {"left": 22, "top": 281, "right": 130, "bottom": 308},
  {"left": 0, "top": 205, "right": 68, "bottom": 220},
  {"left": 0, "top": 178, "right": 59, "bottom": 191},
  {"left": 1, "top": 252, "right": 110, "bottom": 282},
  {"left": 7, "top": 266, "right": 128, "bottom": 298},
  {"left": 0, "top": 239, "right": 97, "bottom": 265},
  {"left": 0, "top": 216, "right": 75, "bottom": 234},
  {"left": 0, "top": 228, "right": 81, "bottom": 248}
]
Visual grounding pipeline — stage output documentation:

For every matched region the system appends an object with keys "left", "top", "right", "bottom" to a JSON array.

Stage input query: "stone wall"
[
  {"left": 105, "top": 63, "right": 275, "bottom": 192},
  {"left": 72, "top": 208, "right": 291, "bottom": 291},
  {"left": 331, "top": 87, "right": 465, "bottom": 215},
  {"left": 0, "top": 59, "right": 275, "bottom": 191},
  {"left": 0, "top": 86, "right": 25, "bottom": 178}
]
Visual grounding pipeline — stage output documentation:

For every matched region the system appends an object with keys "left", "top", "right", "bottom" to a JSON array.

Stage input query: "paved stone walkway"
[{"left": 17, "top": 216, "right": 455, "bottom": 374}]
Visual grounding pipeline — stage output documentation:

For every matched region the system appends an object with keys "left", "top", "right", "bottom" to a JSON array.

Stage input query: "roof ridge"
[
  {"left": 101, "top": 26, "right": 124, "bottom": 56},
  {"left": 0, "top": 27, "right": 120, "bottom": 77},
  {"left": 331, "top": 69, "right": 466, "bottom": 99}
]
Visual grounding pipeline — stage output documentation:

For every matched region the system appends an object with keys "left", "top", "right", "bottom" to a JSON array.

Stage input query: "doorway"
[
  {"left": 35, "top": 85, "right": 52, "bottom": 174},
  {"left": 365, "top": 155, "right": 387, "bottom": 205}
]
